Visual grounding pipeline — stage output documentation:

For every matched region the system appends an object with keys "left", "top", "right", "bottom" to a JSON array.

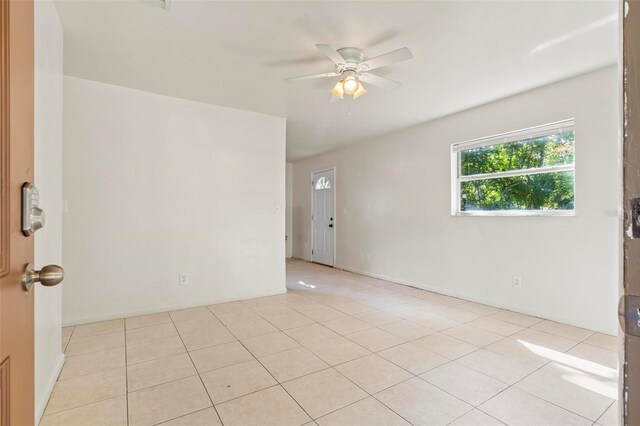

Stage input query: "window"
[
  {"left": 315, "top": 177, "right": 331, "bottom": 189},
  {"left": 451, "top": 119, "right": 575, "bottom": 216}
]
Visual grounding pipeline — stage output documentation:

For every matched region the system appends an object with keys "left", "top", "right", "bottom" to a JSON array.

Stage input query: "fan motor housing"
[{"left": 336, "top": 47, "right": 365, "bottom": 72}]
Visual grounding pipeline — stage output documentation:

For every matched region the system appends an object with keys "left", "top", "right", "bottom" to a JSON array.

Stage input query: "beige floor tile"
[
  {"left": 216, "top": 385, "right": 311, "bottom": 426},
  {"left": 127, "top": 353, "right": 197, "bottom": 392},
  {"left": 316, "top": 396, "right": 410, "bottom": 426},
  {"left": 345, "top": 327, "right": 405, "bottom": 352},
  {"left": 353, "top": 310, "right": 400, "bottom": 326},
  {"left": 421, "top": 362, "right": 508, "bottom": 406},
  {"left": 449, "top": 409, "right": 504, "bottom": 426},
  {"left": 174, "top": 317, "right": 224, "bottom": 335},
  {"left": 225, "top": 318, "right": 279, "bottom": 339},
  {"left": 456, "top": 302, "right": 502, "bottom": 316},
  {"left": 259, "top": 346, "right": 329, "bottom": 382},
  {"left": 584, "top": 333, "right": 619, "bottom": 352},
  {"left": 531, "top": 320, "right": 595, "bottom": 341},
  {"left": 264, "top": 311, "right": 316, "bottom": 330},
  {"left": 45, "top": 367, "right": 126, "bottom": 415},
  {"left": 375, "top": 377, "right": 472, "bottom": 425},
  {"left": 180, "top": 327, "right": 237, "bottom": 351},
  {"left": 159, "top": 407, "right": 222, "bottom": 425},
  {"left": 60, "top": 347, "right": 125, "bottom": 380},
  {"left": 241, "top": 296, "right": 283, "bottom": 310},
  {"left": 285, "top": 323, "right": 340, "bottom": 345},
  {"left": 125, "top": 312, "right": 172, "bottom": 330},
  {"left": 62, "top": 326, "right": 74, "bottom": 352},
  {"left": 73, "top": 319, "right": 124, "bottom": 339},
  {"left": 469, "top": 317, "right": 525, "bottom": 337},
  {"left": 484, "top": 337, "right": 552, "bottom": 368},
  {"left": 566, "top": 342, "right": 619, "bottom": 370},
  {"left": 331, "top": 300, "right": 375, "bottom": 315},
  {"left": 511, "top": 328, "right": 579, "bottom": 352},
  {"left": 299, "top": 306, "right": 346, "bottom": 322},
  {"left": 40, "top": 395, "right": 127, "bottom": 426},
  {"left": 200, "top": 359, "right": 277, "bottom": 403},
  {"left": 189, "top": 341, "right": 254, "bottom": 373},
  {"left": 282, "top": 368, "right": 367, "bottom": 419},
  {"left": 128, "top": 376, "right": 212, "bottom": 426},
  {"left": 168, "top": 306, "right": 214, "bottom": 322},
  {"left": 409, "top": 311, "right": 462, "bottom": 331},
  {"left": 322, "top": 316, "right": 372, "bottom": 335},
  {"left": 241, "top": 331, "right": 300, "bottom": 357},
  {"left": 457, "top": 349, "right": 537, "bottom": 385},
  {"left": 443, "top": 324, "right": 504, "bottom": 347},
  {"left": 596, "top": 401, "right": 618, "bottom": 426},
  {"left": 127, "top": 336, "right": 186, "bottom": 365},
  {"left": 434, "top": 306, "right": 484, "bottom": 323},
  {"left": 335, "top": 354, "right": 412, "bottom": 394},
  {"left": 378, "top": 342, "right": 448, "bottom": 374},
  {"left": 208, "top": 301, "right": 251, "bottom": 316},
  {"left": 489, "top": 310, "right": 544, "bottom": 327},
  {"left": 65, "top": 331, "right": 125, "bottom": 357},
  {"left": 304, "top": 336, "right": 371, "bottom": 366},
  {"left": 379, "top": 319, "right": 437, "bottom": 340},
  {"left": 413, "top": 333, "right": 478, "bottom": 359},
  {"left": 126, "top": 323, "right": 178, "bottom": 344},
  {"left": 515, "top": 361, "right": 615, "bottom": 420},
  {"left": 215, "top": 310, "right": 262, "bottom": 325},
  {"left": 480, "top": 387, "right": 591, "bottom": 426}
]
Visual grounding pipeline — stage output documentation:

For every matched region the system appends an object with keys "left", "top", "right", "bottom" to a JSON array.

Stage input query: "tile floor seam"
[
  {"left": 166, "top": 310, "right": 219, "bottom": 424},
  {"left": 62, "top": 326, "right": 75, "bottom": 353},
  {"left": 473, "top": 335, "right": 602, "bottom": 424},
  {"left": 39, "top": 395, "right": 126, "bottom": 423},
  {"left": 206, "top": 305, "right": 316, "bottom": 424}
]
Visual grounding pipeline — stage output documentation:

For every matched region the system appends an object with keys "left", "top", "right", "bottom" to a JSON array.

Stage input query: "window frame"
[{"left": 450, "top": 119, "right": 576, "bottom": 217}]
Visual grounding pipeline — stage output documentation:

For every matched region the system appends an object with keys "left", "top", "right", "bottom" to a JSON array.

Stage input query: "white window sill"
[{"left": 453, "top": 210, "right": 576, "bottom": 217}]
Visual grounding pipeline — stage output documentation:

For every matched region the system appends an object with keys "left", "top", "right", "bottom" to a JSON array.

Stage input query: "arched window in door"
[{"left": 315, "top": 176, "right": 331, "bottom": 189}]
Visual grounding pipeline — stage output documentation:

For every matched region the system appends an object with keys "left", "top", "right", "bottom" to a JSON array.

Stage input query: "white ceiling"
[{"left": 54, "top": 0, "right": 618, "bottom": 161}]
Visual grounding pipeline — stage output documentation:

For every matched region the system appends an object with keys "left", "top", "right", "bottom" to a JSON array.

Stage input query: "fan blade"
[
  {"left": 360, "top": 47, "right": 413, "bottom": 71},
  {"left": 316, "top": 44, "right": 346, "bottom": 66},
  {"left": 285, "top": 71, "right": 340, "bottom": 82},
  {"left": 358, "top": 73, "right": 401, "bottom": 91},
  {"left": 329, "top": 94, "right": 341, "bottom": 103}
]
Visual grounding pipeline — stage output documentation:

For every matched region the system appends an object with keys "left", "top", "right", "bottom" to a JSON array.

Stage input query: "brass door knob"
[{"left": 22, "top": 263, "right": 64, "bottom": 292}]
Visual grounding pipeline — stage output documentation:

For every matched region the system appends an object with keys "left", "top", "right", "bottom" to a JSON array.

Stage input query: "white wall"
[
  {"left": 62, "top": 77, "right": 286, "bottom": 325},
  {"left": 286, "top": 162, "right": 293, "bottom": 258},
  {"left": 34, "top": 0, "right": 64, "bottom": 421},
  {"left": 292, "top": 66, "right": 620, "bottom": 335}
]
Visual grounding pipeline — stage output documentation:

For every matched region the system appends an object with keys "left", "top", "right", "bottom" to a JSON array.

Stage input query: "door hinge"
[
  {"left": 619, "top": 295, "right": 640, "bottom": 337},
  {"left": 311, "top": 249, "right": 314, "bottom": 255}
]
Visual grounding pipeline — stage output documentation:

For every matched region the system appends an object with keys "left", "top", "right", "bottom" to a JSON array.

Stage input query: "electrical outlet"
[
  {"left": 179, "top": 273, "right": 189, "bottom": 286},
  {"left": 513, "top": 276, "right": 522, "bottom": 288}
]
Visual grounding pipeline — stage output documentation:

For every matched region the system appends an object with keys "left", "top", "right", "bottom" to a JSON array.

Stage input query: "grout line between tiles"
[{"left": 166, "top": 310, "right": 221, "bottom": 425}]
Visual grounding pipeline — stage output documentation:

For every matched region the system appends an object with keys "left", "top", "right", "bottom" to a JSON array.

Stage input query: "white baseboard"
[
  {"left": 335, "top": 263, "right": 613, "bottom": 335},
  {"left": 62, "top": 288, "right": 287, "bottom": 327},
  {"left": 36, "top": 353, "right": 65, "bottom": 424}
]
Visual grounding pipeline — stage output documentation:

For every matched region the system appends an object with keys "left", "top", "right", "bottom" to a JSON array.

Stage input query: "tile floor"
[{"left": 43, "top": 260, "right": 619, "bottom": 426}]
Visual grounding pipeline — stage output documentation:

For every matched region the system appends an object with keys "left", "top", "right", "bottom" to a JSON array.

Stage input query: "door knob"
[{"left": 22, "top": 263, "right": 64, "bottom": 292}]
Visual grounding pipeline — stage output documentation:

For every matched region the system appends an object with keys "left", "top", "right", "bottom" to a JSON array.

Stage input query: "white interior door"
[{"left": 312, "top": 169, "right": 335, "bottom": 266}]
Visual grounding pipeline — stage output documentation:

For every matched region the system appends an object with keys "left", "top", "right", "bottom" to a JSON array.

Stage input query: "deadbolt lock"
[{"left": 22, "top": 183, "right": 45, "bottom": 236}]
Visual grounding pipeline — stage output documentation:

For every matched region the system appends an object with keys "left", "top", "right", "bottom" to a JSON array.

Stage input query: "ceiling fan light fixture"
[
  {"left": 353, "top": 83, "right": 367, "bottom": 99},
  {"left": 342, "top": 76, "right": 359, "bottom": 95},
  {"left": 330, "top": 81, "right": 344, "bottom": 99}
]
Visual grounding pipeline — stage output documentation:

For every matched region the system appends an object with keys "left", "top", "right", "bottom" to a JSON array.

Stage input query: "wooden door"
[
  {"left": 0, "top": 0, "right": 35, "bottom": 425},
  {"left": 622, "top": 1, "right": 640, "bottom": 425}
]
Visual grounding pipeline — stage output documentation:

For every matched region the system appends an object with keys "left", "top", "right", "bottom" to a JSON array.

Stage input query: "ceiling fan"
[{"left": 285, "top": 44, "right": 413, "bottom": 102}]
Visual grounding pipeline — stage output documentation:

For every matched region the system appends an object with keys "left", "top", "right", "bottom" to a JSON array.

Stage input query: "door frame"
[{"left": 310, "top": 166, "right": 336, "bottom": 267}]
